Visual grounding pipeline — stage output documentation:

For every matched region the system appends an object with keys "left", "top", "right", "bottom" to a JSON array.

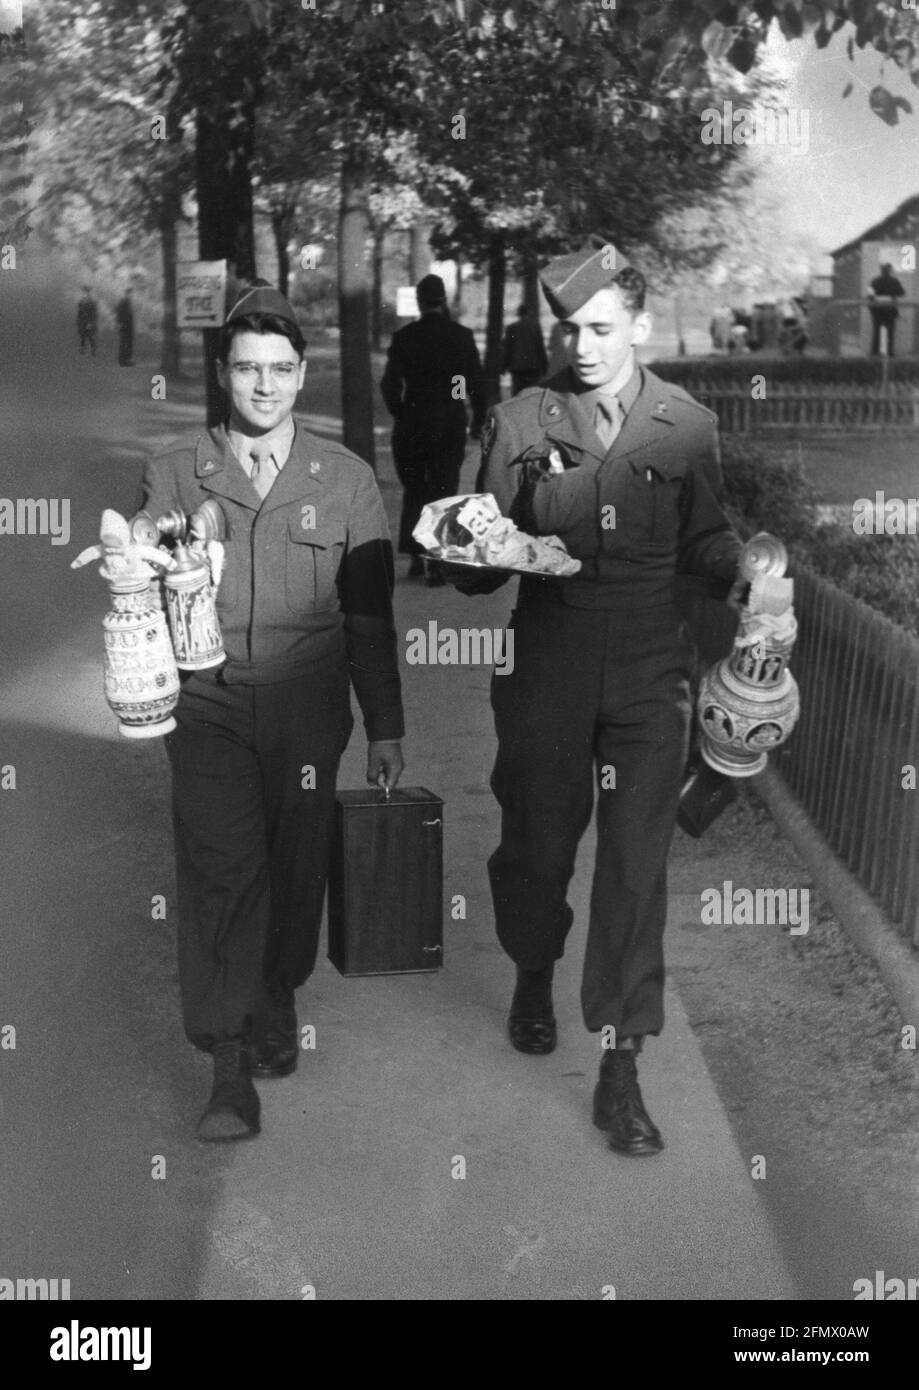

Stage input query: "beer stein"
[{"left": 71, "top": 510, "right": 180, "bottom": 738}]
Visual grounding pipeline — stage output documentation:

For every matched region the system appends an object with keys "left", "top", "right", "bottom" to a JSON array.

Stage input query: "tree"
[
  {"left": 0, "top": 9, "right": 31, "bottom": 255},
  {"left": 27, "top": 1, "right": 194, "bottom": 373}
]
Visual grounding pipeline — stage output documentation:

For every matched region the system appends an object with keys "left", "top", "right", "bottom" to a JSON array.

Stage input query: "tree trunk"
[
  {"left": 195, "top": 93, "right": 256, "bottom": 426},
  {"left": 483, "top": 230, "right": 506, "bottom": 407},
  {"left": 271, "top": 204, "right": 294, "bottom": 297},
  {"left": 409, "top": 221, "right": 429, "bottom": 284},
  {"left": 371, "top": 224, "right": 385, "bottom": 352},
  {"left": 522, "top": 250, "right": 540, "bottom": 319},
  {"left": 338, "top": 153, "right": 376, "bottom": 468},
  {"left": 673, "top": 292, "right": 686, "bottom": 357},
  {"left": 452, "top": 255, "right": 464, "bottom": 314},
  {"left": 159, "top": 212, "right": 180, "bottom": 377}
]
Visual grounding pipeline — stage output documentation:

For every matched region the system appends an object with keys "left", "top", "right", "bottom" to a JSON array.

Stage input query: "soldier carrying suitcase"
[{"left": 139, "top": 284, "right": 405, "bottom": 1142}]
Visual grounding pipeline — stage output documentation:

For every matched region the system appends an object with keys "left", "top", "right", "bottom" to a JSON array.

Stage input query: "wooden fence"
[
  {"left": 691, "top": 382, "right": 919, "bottom": 432},
  {"left": 775, "top": 567, "right": 919, "bottom": 948}
]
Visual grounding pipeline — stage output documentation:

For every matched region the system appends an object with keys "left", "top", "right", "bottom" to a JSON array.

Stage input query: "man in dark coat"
[
  {"left": 139, "top": 286, "right": 405, "bottom": 1142},
  {"left": 381, "top": 273, "right": 485, "bottom": 583},
  {"left": 501, "top": 303, "right": 548, "bottom": 395},
  {"left": 115, "top": 288, "right": 134, "bottom": 366},
  {"left": 868, "top": 263, "right": 906, "bottom": 357},
  {"left": 451, "top": 238, "right": 743, "bottom": 1158},
  {"left": 76, "top": 286, "right": 98, "bottom": 356}
]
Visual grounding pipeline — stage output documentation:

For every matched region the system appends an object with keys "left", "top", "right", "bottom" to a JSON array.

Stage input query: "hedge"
[
  {"left": 720, "top": 435, "right": 919, "bottom": 638},
  {"left": 652, "top": 356, "right": 919, "bottom": 388}
]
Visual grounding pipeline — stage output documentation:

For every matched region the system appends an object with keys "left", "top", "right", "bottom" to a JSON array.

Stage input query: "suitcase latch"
[
  {"left": 422, "top": 818, "right": 442, "bottom": 826},
  {"left": 422, "top": 945, "right": 442, "bottom": 953}
]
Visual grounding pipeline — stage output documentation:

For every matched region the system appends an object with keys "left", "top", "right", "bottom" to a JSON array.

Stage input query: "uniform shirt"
[
  {"left": 474, "top": 364, "right": 742, "bottom": 611},
  {"left": 381, "top": 310, "right": 486, "bottom": 431},
  {"left": 139, "top": 420, "right": 404, "bottom": 741},
  {"left": 228, "top": 416, "right": 295, "bottom": 490}
]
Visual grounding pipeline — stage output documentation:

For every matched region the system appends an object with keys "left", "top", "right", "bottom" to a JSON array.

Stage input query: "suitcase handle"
[{"left": 422, "top": 818, "right": 442, "bottom": 826}]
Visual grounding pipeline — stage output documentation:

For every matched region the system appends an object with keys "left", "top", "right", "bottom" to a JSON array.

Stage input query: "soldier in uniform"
[
  {"left": 139, "top": 286, "right": 404, "bottom": 1142},
  {"left": 453, "top": 239, "right": 742, "bottom": 1156},
  {"left": 381, "top": 273, "right": 486, "bottom": 584},
  {"left": 115, "top": 288, "right": 135, "bottom": 366}
]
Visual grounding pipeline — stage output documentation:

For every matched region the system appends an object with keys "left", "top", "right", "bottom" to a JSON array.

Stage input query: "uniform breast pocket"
[
  {"left": 286, "top": 518, "right": 347, "bottom": 613},
  {"left": 621, "top": 465, "right": 684, "bottom": 548}
]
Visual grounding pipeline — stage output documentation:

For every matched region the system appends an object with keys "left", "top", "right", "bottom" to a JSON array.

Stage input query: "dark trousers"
[
  {"left": 488, "top": 597, "right": 692, "bottom": 1037},
  {"left": 164, "top": 661, "right": 353, "bottom": 1050},
  {"left": 870, "top": 311, "right": 897, "bottom": 357},
  {"left": 118, "top": 326, "right": 134, "bottom": 365},
  {"left": 392, "top": 406, "right": 467, "bottom": 555}
]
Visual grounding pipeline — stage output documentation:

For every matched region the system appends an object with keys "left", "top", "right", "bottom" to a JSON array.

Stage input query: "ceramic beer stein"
[{"left": 72, "top": 510, "right": 180, "bottom": 738}]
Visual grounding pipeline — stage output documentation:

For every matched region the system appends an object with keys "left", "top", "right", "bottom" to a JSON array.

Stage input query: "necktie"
[
  {"left": 594, "top": 397, "right": 622, "bottom": 451},
  {"left": 249, "top": 445, "right": 278, "bottom": 500}
]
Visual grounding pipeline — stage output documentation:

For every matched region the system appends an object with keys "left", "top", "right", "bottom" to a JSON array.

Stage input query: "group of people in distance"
[{"left": 76, "top": 285, "right": 135, "bottom": 365}]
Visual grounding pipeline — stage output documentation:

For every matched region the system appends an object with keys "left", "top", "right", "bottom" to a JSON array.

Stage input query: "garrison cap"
[
  {"left": 539, "top": 235, "right": 632, "bottom": 318},
  {"left": 226, "top": 283, "right": 300, "bottom": 327}
]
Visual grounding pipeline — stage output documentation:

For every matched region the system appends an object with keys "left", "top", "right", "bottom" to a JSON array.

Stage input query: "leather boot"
[
  {"left": 593, "top": 1044, "right": 664, "bottom": 1156},
  {"left": 197, "top": 1039, "right": 261, "bottom": 1142},
  {"left": 248, "top": 983, "right": 299, "bottom": 1080},
  {"left": 508, "top": 964, "right": 557, "bottom": 1054}
]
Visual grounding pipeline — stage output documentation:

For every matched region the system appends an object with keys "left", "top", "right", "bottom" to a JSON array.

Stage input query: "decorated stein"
[
  {"left": 678, "top": 532, "right": 800, "bottom": 835},
  {"left": 163, "top": 543, "right": 225, "bottom": 671},
  {"left": 696, "top": 535, "right": 800, "bottom": 778},
  {"left": 71, "top": 510, "right": 180, "bottom": 738}
]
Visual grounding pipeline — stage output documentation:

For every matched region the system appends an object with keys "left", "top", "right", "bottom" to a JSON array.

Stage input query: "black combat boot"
[
  {"left": 593, "top": 1042, "right": 664, "bottom": 1156},
  {"left": 248, "top": 982, "right": 299, "bottom": 1080},
  {"left": 508, "top": 964, "right": 557, "bottom": 1054},
  {"left": 197, "top": 1039, "right": 261, "bottom": 1142}
]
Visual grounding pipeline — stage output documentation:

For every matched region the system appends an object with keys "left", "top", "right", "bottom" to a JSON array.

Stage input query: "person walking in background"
[
  {"left": 76, "top": 286, "right": 98, "bottom": 357},
  {"left": 381, "top": 273, "right": 486, "bottom": 585},
  {"left": 501, "top": 303, "right": 548, "bottom": 395},
  {"left": 709, "top": 303, "right": 734, "bottom": 354},
  {"left": 868, "top": 262, "right": 905, "bottom": 357},
  {"left": 115, "top": 288, "right": 134, "bottom": 366}
]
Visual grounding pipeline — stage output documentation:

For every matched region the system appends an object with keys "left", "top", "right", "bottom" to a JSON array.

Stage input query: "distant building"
[{"left": 816, "top": 195, "right": 919, "bottom": 356}]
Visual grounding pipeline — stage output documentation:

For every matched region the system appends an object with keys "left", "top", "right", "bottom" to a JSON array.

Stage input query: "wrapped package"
[{"left": 413, "top": 493, "right": 581, "bottom": 577}]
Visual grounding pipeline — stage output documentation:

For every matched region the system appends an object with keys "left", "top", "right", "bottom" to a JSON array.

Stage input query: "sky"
[{"left": 751, "top": 22, "right": 919, "bottom": 269}]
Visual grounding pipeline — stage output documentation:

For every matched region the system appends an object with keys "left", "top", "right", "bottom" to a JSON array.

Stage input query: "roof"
[{"left": 832, "top": 194, "right": 919, "bottom": 258}]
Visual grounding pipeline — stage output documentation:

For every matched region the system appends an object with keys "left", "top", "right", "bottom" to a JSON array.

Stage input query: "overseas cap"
[
  {"left": 539, "top": 235, "right": 632, "bottom": 318},
  {"left": 226, "top": 283, "right": 300, "bottom": 327}
]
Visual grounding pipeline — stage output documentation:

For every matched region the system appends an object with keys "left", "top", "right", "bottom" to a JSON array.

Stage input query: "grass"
[{"left": 758, "top": 432, "right": 919, "bottom": 507}]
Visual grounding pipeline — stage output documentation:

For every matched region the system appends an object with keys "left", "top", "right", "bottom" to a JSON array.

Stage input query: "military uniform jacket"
[
  {"left": 139, "top": 421, "right": 404, "bottom": 742},
  {"left": 476, "top": 365, "right": 741, "bottom": 610}
]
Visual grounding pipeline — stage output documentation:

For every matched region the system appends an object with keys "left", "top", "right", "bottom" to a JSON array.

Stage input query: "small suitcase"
[{"left": 327, "top": 786, "right": 444, "bottom": 976}]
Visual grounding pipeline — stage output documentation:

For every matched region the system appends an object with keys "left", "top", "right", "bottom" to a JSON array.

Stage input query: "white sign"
[
  {"left": 176, "top": 260, "right": 227, "bottom": 328},
  {"left": 396, "top": 286, "right": 418, "bottom": 319},
  {"left": 0, "top": 2, "right": 23, "bottom": 37}
]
